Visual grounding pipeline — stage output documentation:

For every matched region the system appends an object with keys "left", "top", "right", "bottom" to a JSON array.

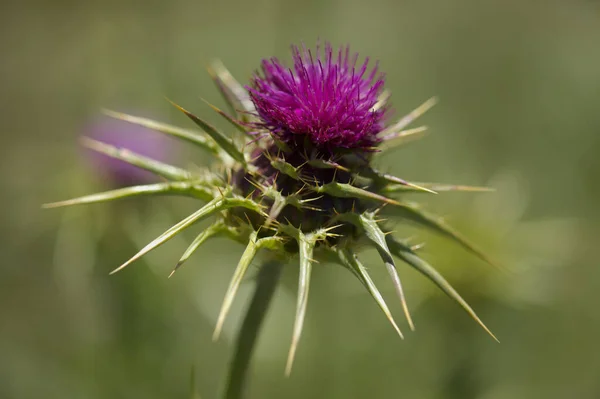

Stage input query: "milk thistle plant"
[{"left": 46, "top": 43, "right": 499, "bottom": 397}]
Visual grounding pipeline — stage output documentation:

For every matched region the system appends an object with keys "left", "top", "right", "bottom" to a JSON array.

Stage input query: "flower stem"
[{"left": 222, "top": 259, "right": 283, "bottom": 399}]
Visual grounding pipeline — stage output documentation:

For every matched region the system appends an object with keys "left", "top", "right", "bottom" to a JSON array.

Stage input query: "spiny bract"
[{"left": 46, "top": 43, "right": 499, "bottom": 376}]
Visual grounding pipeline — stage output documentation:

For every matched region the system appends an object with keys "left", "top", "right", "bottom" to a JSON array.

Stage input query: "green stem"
[{"left": 222, "top": 259, "right": 283, "bottom": 399}]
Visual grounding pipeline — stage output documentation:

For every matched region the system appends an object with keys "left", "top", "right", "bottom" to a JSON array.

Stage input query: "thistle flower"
[
  {"left": 46, "top": 43, "right": 500, "bottom": 387},
  {"left": 248, "top": 43, "right": 385, "bottom": 149}
]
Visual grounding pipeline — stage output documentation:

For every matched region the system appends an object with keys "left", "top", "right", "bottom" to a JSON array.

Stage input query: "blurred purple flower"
[
  {"left": 82, "top": 114, "right": 176, "bottom": 187},
  {"left": 248, "top": 43, "right": 387, "bottom": 150}
]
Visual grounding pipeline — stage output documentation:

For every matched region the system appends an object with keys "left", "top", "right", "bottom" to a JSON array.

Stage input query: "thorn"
[
  {"left": 243, "top": 212, "right": 253, "bottom": 227},
  {"left": 385, "top": 262, "right": 415, "bottom": 332},
  {"left": 168, "top": 265, "right": 180, "bottom": 279}
]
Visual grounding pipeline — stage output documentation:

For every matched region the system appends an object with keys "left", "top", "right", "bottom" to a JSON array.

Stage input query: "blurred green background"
[{"left": 2, "top": 0, "right": 600, "bottom": 398}]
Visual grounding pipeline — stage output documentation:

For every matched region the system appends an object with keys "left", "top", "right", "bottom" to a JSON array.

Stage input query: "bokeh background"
[{"left": 2, "top": 0, "right": 600, "bottom": 398}]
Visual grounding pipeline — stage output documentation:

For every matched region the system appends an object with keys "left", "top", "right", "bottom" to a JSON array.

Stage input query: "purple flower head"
[
  {"left": 248, "top": 43, "right": 387, "bottom": 150},
  {"left": 82, "top": 115, "right": 176, "bottom": 187}
]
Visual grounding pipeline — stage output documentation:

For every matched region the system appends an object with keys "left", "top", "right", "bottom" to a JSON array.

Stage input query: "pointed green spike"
[
  {"left": 170, "top": 222, "right": 234, "bottom": 278},
  {"left": 109, "top": 195, "right": 264, "bottom": 275},
  {"left": 285, "top": 230, "right": 317, "bottom": 376},
  {"left": 358, "top": 168, "right": 437, "bottom": 194},
  {"left": 213, "top": 233, "right": 283, "bottom": 341},
  {"left": 213, "top": 231, "right": 260, "bottom": 341},
  {"left": 306, "top": 158, "right": 350, "bottom": 172},
  {"left": 207, "top": 63, "right": 240, "bottom": 117},
  {"left": 270, "top": 158, "right": 302, "bottom": 180},
  {"left": 355, "top": 213, "right": 415, "bottom": 331},
  {"left": 379, "top": 173, "right": 437, "bottom": 194},
  {"left": 207, "top": 60, "right": 255, "bottom": 118},
  {"left": 378, "top": 126, "right": 429, "bottom": 153},
  {"left": 109, "top": 197, "right": 223, "bottom": 275},
  {"left": 380, "top": 97, "right": 438, "bottom": 137},
  {"left": 383, "top": 202, "right": 504, "bottom": 272},
  {"left": 102, "top": 109, "right": 220, "bottom": 155},
  {"left": 169, "top": 100, "right": 247, "bottom": 166},
  {"left": 80, "top": 137, "right": 191, "bottom": 181},
  {"left": 43, "top": 182, "right": 180, "bottom": 208},
  {"left": 387, "top": 237, "right": 499, "bottom": 342},
  {"left": 337, "top": 248, "right": 404, "bottom": 338},
  {"left": 43, "top": 181, "right": 213, "bottom": 209},
  {"left": 381, "top": 126, "right": 428, "bottom": 143},
  {"left": 200, "top": 98, "right": 250, "bottom": 137},
  {"left": 313, "top": 182, "right": 401, "bottom": 206},
  {"left": 383, "top": 182, "right": 495, "bottom": 194}
]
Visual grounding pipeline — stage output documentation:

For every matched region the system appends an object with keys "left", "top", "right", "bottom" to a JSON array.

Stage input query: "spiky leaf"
[
  {"left": 213, "top": 232, "right": 284, "bottom": 341},
  {"left": 285, "top": 230, "right": 318, "bottom": 376},
  {"left": 306, "top": 158, "right": 350, "bottom": 172},
  {"left": 207, "top": 60, "right": 255, "bottom": 119},
  {"left": 109, "top": 195, "right": 264, "bottom": 274},
  {"left": 170, "top": 101, "right": 247, "bottom": 166},
  {"left": 102, "top": 109, "right": 220, "bottom": 155},
  {"left": 387, "top": 236, "right": 498, "bottom": 342},
  {"left": 81, "top": 137, "right": 191, "bottom": 181},
  {"left": 270, "top": 158, "right": 302, "bottom": 180},
  {"left": 170, "top": 222, "right": 239, "bottom": 277},
  {"left": 355, "top": 213, "right": 415, "bottom": 330},
  {"left": 337, "top": 248, "right": 404, "bottom": 338},
  {"left": 313, "top": 182, "right": 400, "bottom": 206},
  {"left": 383, "top": 182, "right": 495, "bottom": 195},
  {"left": 382, "top": 202, "right": 502, "bottom": 271},
  {"left": 43, "top": 181, "right": 212, "bottom": 209},
  {"left": 201, "top": 99, "right": 250, "bottom": 137},
  {"left": 359, "top": 168, "right": 437, "bottom": 194}
]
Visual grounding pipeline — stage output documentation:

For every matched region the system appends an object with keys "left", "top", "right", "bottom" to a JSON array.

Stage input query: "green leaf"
[
  {"left": 355, "top": 213, "right": 415, "bottom": 331},
  {"left": 270, "top": 158, "right": 302, "bottom": 180},
  {"left": 285, "top": 230, "right": 318, "bottom": 376},
  {"left": 359, "top": 168, "right": 437, "bottom": 194},
  {"left": 200, "top": 98, "right": 250, "bottom": 137},
  {"left": 313, "top": 182, "right": 400, "bottom": 206},
  {"left": 387, "top": 236, "right": 499, "bottom": 342},
  {"left": 109, "top": 195, "right": 264, "bottom": 274},
  {"left": 213, "top": 232, "right": 283, "bottom": 341},
  {"left": 337, "top": 248, "right": 404, "bottom": 338},
  {"left": 43, "top": 181, "right": 212, "bottom": 209},
  {"left": 169, "top": 222, "right": 236, "bottom": 278},
  {"left": 378, "top": 126, "right": 429, "bottom": 153},
  {"left": 102, "top": 109, "right": 220, "bottom": 155},
  {"left": 382, "top": 182, "right": 495, "bottom": 194},
  {"left": 207, "top": 60, "right": 255, "bottom": 119},
  {"left": 80, "top": 137, "right": 191, "bottom": 181},
  {"left": 382, "top": 202, "right": 503, "bottom": 271},
  {"left": 306, "top": 158, "right": 350, "bottom": 172},
  {"left": 169, "top": 100, "right": 247, "bottom": 166}
]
